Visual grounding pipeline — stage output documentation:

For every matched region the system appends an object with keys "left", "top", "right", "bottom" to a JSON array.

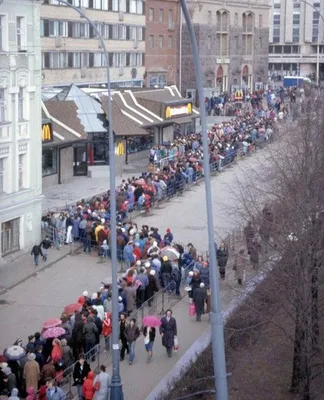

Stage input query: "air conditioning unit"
[
  {"left": 55, "top": 35, "right": 62, "bottom": 48},
  {"left": 81, "top": 67, "right": 87, "bottom": 78},
  {"left": 133, "top": 38, "right": 138, "bottom": 49},
  {"left": 119, "top": 10, "right": 124, "bottom": 21},
  {"left": 119, "top": 65, "right": 124, "bottom": 76}
]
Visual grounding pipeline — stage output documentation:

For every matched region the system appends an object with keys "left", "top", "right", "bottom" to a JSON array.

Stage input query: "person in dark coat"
[
  {"left": 72, "top": 313, "right": 84, "bottom": 360},
  {"left": 193, "top": 283, "right": 207, "bottom": 321},
  {"left": 159, "top": 309, "right": 177, "bottom": 358},
  {"left": 216, "top": 242, "right": 229, "bottom": 280},
  {"left": 73, "top": 354, "right": 91, "bottom": 400},
  {"left": 31, "top": 244, "right": 43, "bottom": 266},
  {"left": 146, "top": 270, "right": 159, "bottom": 306},
  {"left": 119, "top": 313, "right": 129, "bottom": 362},
  {"left": 82, "top": 316, "right": 98, "bottom": 361}
]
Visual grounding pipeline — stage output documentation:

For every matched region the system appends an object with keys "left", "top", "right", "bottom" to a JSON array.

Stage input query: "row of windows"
[
  {"left": 269, "top": 45, "right": 300, "bottom": 54},
  {"left": 0, "top": 88, "right": 26, "bottom": 123},
  {"left": 147, "top": 35, "right": 174, "bottom": 50},
  {"left": 43, "top": 0, "right": 144, "bottom": 15},
  {"left": 41, "top": 19, "right": 144, "bottom": 41},
  {"left": 42, "top": 51, "right": 144, "bottom": 69}
]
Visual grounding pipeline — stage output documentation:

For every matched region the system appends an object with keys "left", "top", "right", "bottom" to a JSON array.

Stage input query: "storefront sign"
[
  {"left": 165, "top": 103, "right": 192, "bottom": 119},
  {"left": 42, "top": 123, "right": 53, "bottom": 142},
  {"left": 115, "top": 142, "right": 125, "bottom": 156}
]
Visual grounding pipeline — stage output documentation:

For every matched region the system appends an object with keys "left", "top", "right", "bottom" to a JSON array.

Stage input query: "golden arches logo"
[
  {"left": 42, "top": 124, "right": 52, "bottom": 141},
  {"left": 116, "top": 142, "right": 125, "bottom": 156}
]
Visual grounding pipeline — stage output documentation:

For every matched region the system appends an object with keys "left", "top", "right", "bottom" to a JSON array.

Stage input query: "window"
[
  {"left": 130, "top": 0, "right": 136, "bottom": 13},
  {"left": 207, "top": 35, "right": 211, "bottom": 50},
  {"left": 243, "top": 12, "right": 253, "bottom": 33},
  {"left": 16, "top": 16, "right": 26, "bottom": 51},
  {"left": 208, "top": 10, "right": 212, "bottom": 24},
  {"left": 42, "top": 147, "right": 57, "bottom": 176},
  {"left": 293, "top": 12, "right": 300, "bottom": 43},
  {"left": 0, "top": 89, "right": 5, "bottom": 123},
  {"left": 0, "top": 158, "right": 4, "bottom": 193},
  {"left": 168, "top": 35, "right": 173, "bottom": 49},
  {"left": 220, "top": 34, "right": 228, "bottom": 56},
  {"left": 234, "top": 13, "right": 238, "bottom": 26},
  {"left": 159, "top": 9, "right": 163, "bottom": 22},
  {"left": 259, "top": 14, "right": 263, "bottom": 28},
  {"left": 273, "top": 13, "right": 280, "bottom": 43},
  {"left": 168, "top": 9, "right": 173, "bottom": 23},
  {"left": 18, "top": 87, "right": 24, "bottom": 121},
  {"left": 242, "top": 34, "right": 253, "bottom": 55},
  {"left": 1, "top": 218, "right": 20, "bottom": 256},
  {"left": 158, "top": 35, "right": 163, "bottom": 49},
  {"left": 149, "top": 8, "right": 154, "bottom": 22},
  {"left": 18, "top": 154, "right": 25, "bottom": 189},
  {"left": 0, "top": 15, "right": 4, "bottom": 50},
  {"left": 312, "top": 9, "right": 319, "bottom": 42},
  {"left": 136, "top": 1, "right": 143, "bottom": 15},
  {"left": 112, "top": 0, "right": 118, "bottom": 11},
  {"left": 149, "top": 35, "right": 154, "bottom": 49}
]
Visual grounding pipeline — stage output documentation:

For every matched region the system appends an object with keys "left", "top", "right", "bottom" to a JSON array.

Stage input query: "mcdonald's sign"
[
  {"left": 165, "top": 103, "right": 192, "bottom": 119},
  {"left": 115, "top": 142, "right": 125, "bottom": 156},
  {"left": 42, "top": 123, "right": 53, "bottom": 142}
]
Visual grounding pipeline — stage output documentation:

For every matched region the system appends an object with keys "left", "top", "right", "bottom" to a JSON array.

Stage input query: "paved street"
[{"left": 0, "top": 144, "right": 269, "bottom": 399}]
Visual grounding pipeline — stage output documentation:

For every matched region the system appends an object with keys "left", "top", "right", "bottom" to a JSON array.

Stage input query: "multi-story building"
[
  {"left": 40, "top": 0, "right": 146, "bottom": 87},
  {"left": 180, "top": 0, "right": 271, "bottom": 98},
  {"left": 269, "top": 0, "right": 324, "bottom": 81},
  {"left": 144, "top": 0, "right": 180, "bottom": 88},
  {"left": 0, "top": 0, "right": 43, "bottom": 261}
]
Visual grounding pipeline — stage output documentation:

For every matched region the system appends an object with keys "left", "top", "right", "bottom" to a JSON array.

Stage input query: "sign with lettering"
[
  {"left": 165, "top": 103, "right": 192, "bottom": 119},
  {"left": 42, "top": 123, "right": 53, "bottom": 142}
]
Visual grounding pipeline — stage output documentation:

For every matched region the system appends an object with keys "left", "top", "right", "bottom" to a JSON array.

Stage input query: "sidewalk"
[{"left": 0, "top": 244, "right": 76, "bottom": 296}]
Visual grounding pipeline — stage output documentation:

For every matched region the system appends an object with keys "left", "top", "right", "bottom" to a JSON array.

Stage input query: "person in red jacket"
[
  {"left": 82, "top": 371, "right": 95, "bottom": 400},
  {"left": 133, "top": 243, "right": 142, "bottom": 260},
  {"left": 102, "top": 312, "right": 112, "bottom": 351}
]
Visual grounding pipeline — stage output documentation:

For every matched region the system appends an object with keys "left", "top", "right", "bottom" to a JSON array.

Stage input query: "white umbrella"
[
  {"left": 160, "top": 246, "right": 180, "bottom": 261},
  {"left": 4, "top": 345, "right": 26, "bottom": 361}
]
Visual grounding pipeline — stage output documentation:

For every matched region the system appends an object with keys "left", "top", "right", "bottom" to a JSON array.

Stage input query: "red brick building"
[{"left": 144, "top": 0, "right": 180, "bottom": 88}]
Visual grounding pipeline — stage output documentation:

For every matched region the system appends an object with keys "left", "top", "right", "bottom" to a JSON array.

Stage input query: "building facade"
[
  {"left": 144, "top": 0, "right": 180, "bottom": 88},
  {"left": 40, "top": 0, "right": 146, "bottom": 87},
  {"left": 181, "top": 0, "right": 270, "bottom": 99},
  {"left": 269, "top": 0, "right": 324, "bottom": 81},
  {"left": 0, "top": 0, "right": 43, "bottom": 261}
]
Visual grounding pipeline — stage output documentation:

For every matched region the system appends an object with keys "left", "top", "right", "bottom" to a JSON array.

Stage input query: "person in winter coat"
[
  {"left": 143, "top": 326, "right": 156, "bottom": 363},
  {"left": 160, "top": 309, "right": 177, "bottom": 358},
  {"left": 83, "top": 316, "right": 98, "bottom": 361},
  {"left": 26, "top": 387, "right": 36, "bottom": 400},
  {"left": 72, "top": 312, "right": 84, "bottom": 359},
  {"left": 123, "top": 242, "right": 135, "bottom": 269},
  {"left": 45, "top": 380, "right": 66, "bottom": 400},
  {"left": 216, "top": 243, "right": 229, "bottom": 280},
  {"left": 51, "top": 339, "right": 62, "bottom": 366},
  {"left": 60, "top": 340, "right": 73, "bottom": 372},
  {"left": 163, "top": 228, "right": 173, "bottom": 244},
  {"left": 8, "top": 388, "right": 20, "bottom": 400},
  {"left": 234, "top": 248, "right": 247, "bottom": 285},
  {"left": 73, "top": 354, "right": 91, "bottom": 400},
  {"left": 93, "top": 365, "right": 110, "bottom": 400},
  {"left": 82, "top": 371, "right": 95, "bottom": 400},
  {"left": 146, "top": 270, "right": 159, "bottom": 306},
  {"left": 171, "top": 267, "right": 182, "bottom": 298},
  {"left": 2, "top": 367, "right": 16, "bottom": 394},
  {"left": 23, "top": 353, "right": 40, "bottom": 392},
  {"left": 40, "top": 237, "right": 51, "bottom": 262},
  {"left": 30, "top": 244, "right": 43, "bottom": 266},
  {"left": 40, "top": 358, "right": 55, "bottom": 384},
  {"left": 119, "top": 313, "right": 129, "bottom": 362},
  {"left": 123, "top": 283, "right": 136, "bottom": 316},
  {"left": 160, "top": 256, "right": 173, "bottom": 289},
  {"left": 124, "top": 319, "right": 140, "bottom": 365},
  {"left": 193, "top": 282, "right": 207, "bottom": 321}
]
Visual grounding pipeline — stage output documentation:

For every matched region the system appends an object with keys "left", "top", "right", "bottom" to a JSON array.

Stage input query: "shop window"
[
  {"left": 1, "top": 218, "right": 20, "bottom": 256},
  {"left": 126, "top": 135, "right": 153, "bottom": 154},
  {"left": 42, "top": 147, "right": 57, "bottom": 176}
]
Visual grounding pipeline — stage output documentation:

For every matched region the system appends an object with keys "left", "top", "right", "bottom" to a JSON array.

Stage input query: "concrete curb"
[
  {"left": 0, "top": 248, "right": 81, "bottom": 297},
  {"left": 145, "top": 271, "right": 266, "bottom": 400}
]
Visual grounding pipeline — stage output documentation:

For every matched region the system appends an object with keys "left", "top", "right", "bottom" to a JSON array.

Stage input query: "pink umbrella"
[
  {"left": 143, "top": 315, "right": 161, "bottom": 328},
  {"left": 42, "top": 327, "right": 66, "bottom": 339},
  {"left": 42, "top": 318, "right": 62, "bottom": 329}
]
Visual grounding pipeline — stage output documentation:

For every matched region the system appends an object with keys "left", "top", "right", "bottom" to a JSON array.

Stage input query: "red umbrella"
[
  {"left": 64, "top": 303, "right": 81, "bottom": 315},
  {"left": 143, "top": 315, "right": 161, "bottom": 327},
  {"left": 42, "top": 327, "right": 66, "bottom": 339},
  {"left": 42, "top": 318, "right": 62, "bottom": 329}
]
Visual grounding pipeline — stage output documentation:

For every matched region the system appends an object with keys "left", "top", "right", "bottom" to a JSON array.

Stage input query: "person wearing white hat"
[
  {"left": 147, "top": 269, "right": 159, "bottom": 307},
  {"left": 193, "top": 282, "right": 207, "bottom": 322}
]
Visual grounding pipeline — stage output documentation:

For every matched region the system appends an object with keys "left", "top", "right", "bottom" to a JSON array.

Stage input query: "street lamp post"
[
  {"left": 179, "top": 1, "right": 228, "bottom": 399},
  {"left": 54, "top": 1, "right": 123, "bottom": 399},
  {"left": 294, "top": 0, "right": 324, "bottom": 86}
]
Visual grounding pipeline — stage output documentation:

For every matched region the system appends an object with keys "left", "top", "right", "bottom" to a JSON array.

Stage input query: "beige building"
[
  {"left": 180, "top": 0, "right": 271, "bottom": 98},
  {"left": 40, "top": 0, "right": 145, "bottom": 87},
  {"left": 269, "top": 0, "right": 324, "bottom": 81}
]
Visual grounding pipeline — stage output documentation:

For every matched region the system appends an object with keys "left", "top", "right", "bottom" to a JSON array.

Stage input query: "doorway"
[
  {"left": 1, "top": 218, "right": 20, "bottom": 256},
  {"left": 73, "top": 144, "right": 88, "bottom": 176}
]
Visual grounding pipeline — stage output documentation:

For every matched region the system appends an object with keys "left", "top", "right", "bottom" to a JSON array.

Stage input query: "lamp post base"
[{"left": 110, "top": 382, "right": 124, "bottom": 400}]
